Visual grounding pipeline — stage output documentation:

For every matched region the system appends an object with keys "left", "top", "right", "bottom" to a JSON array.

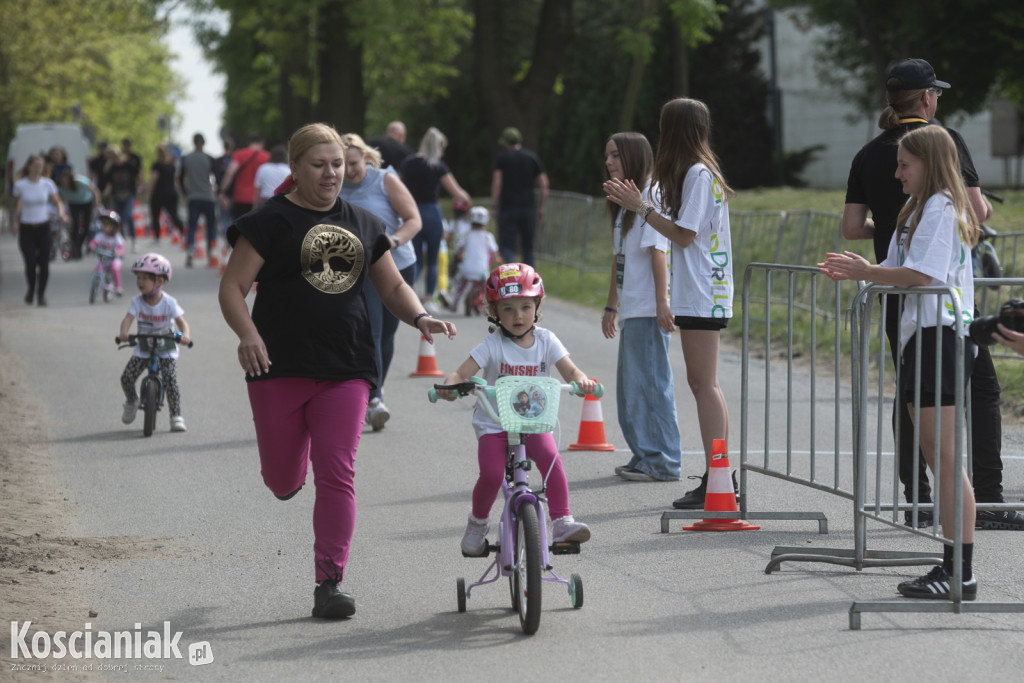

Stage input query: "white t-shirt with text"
[
  {"left": 661, "top": 163, "right": 733, "bottom": 319},
  {"left": 468, "top": 327, "right": 569, "bottom": 439},
  {"left": 128, "top": 292, "right": 184, "bottom": 359},
  {"left": 881, "top": 192, "right": 974, "bottom": 352}
]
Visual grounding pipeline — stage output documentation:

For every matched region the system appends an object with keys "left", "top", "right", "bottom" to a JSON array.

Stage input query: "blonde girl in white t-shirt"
[
  {"left": 604, "top": 99, "right": 734, "bottom": 510},
  {"left": 600, "top": 132, "right": 681, "bottom": 483},
  {"left": 819, "top": 125, "right": 981, "bottom": 601}
]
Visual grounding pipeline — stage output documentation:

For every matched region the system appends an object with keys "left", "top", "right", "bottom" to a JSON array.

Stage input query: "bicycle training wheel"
[
  {"left": 142, "top": 379, "right": 159, "bottom": 437},
  {"left": 570, "top": 573, "right": 584, "bottom": 609},
  {"left": 512, "top": 505, "right": 542, "bottom": 635},
  {"left": 456, "top": 578, "right": 466, "bottom": 613}
]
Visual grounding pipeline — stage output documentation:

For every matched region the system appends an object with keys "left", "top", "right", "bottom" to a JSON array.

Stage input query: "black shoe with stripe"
[{"left": 897, "top": 565, "right": 977, "bottom": 601}]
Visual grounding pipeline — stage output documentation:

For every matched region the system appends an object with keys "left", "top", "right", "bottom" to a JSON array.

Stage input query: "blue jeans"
[
  {"left": 187, "top": 199, "right": 217, "bottom": 253},
  {"left": 616, "top": 317, "right": 681, "bottom": 480},
  {"left": 112, "top": 195, "right": 135, "bottom": 245},
  {"left": 364, "top": 263, "right": 416, "bottom": 401},
  {"left": 413, "top": 202, "right": 444, "bottom": 295}
]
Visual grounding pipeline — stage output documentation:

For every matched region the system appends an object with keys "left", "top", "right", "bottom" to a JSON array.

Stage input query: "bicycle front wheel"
[
  {"left": 142, "top": 378, "right": 159, "bottom": 437},
  {"left": 513, "top": 504, "right": 542, "bottom": 635},
  {"left": 89, "top": 272, "right": 100, "bottom": 304}
]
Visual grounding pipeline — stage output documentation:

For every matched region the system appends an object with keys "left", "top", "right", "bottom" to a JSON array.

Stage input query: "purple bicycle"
[
  {"left": 89, "top": 247, "right": 117, "bottom": 304},
  {"left": 429, "top": 375, "right": 600, "bottom": 634}
]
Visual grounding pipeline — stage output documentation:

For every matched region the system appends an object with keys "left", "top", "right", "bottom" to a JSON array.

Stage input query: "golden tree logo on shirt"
[{"left": 301, "top": 224, "right": 364, "bottom": 293}]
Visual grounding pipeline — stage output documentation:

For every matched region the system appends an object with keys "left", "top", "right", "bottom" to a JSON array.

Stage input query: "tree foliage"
[
  {"left": 195, "top": 0, "right": 776, "bottom": 194},
  {"left": 0, "top": 0, "right": 182, "bottom": 166},
  {"left": 193, "top": 0, "right": 472, "bottom": 145},
  {"left": 769, "top": 0, "right": 1024, "bottom": 119}
]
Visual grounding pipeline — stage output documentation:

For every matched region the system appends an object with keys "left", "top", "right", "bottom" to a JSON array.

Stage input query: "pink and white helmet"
[
  {"left": 97, "top": 208, "right": 121, "bottom": 227},
  {"left": 131, "top": 252, "right": 172, "bottom": 281},
  {"left": 486, "top": 263, "right": 544, "bottom": 302}
]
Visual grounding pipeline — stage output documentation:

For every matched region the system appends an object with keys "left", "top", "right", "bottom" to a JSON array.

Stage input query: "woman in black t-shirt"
[
  {"left": 218, "top": 123, "right": 456, "bottom": 620},
  {"left": 148, "top": 144, "right": 185, "bottom": 243},
  {"left": 398, "top": 127, "right": 471, "bottom": 311}
]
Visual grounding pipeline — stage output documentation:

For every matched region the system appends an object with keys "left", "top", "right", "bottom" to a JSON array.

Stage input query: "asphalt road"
[{"left": 2, "top": 234, "right": 1023, "bottom": 682}]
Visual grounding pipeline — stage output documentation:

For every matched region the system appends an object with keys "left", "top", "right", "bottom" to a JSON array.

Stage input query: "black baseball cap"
[{"left": 886, "top": 58, "right": 951, "bottom": 92}]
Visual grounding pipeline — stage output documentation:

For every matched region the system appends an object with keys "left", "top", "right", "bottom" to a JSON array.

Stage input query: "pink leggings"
[
  {"left": 473, "top": 432, "right": 570, "bottom": 521},
  {"left": 247, "top": 377, "right": 369, "bottom": 583}
]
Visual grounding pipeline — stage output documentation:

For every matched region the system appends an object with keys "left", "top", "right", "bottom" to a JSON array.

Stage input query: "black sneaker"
[
  {"left": 975, "top": 509, "right": 1024, "bottom": 530},
  {"left": 903, "top": 509, "right": 934, "bottom": 528},
  {"left": 672, "top": 473, "right": 707, "bottom": 509},
  {"left": 312, "top": 580, "right": 356, "bottom": 619},
  {"left": 897, "top": 565, "right": 977, "bottom": 601},
  {"left": 671, "top": 471, "right": 740, "bottom": 509}
]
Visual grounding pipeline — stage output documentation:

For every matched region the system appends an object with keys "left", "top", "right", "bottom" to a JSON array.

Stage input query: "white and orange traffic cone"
[
  {"left": 683, "top": 439, "right": 759, "bottom": 531},
  {"left": 568, "top": 380, "right": 615, "bottom": 452},
  {"left": 132, "top": 201, "right": 145, "bottom": 238},
  {"left": 410, "top": 335, "right": 445, "bottom": 377}
]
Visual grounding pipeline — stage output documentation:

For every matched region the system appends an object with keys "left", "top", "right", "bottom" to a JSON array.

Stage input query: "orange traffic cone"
[
  {"left": 568, "top": 381, "right": 615, "bottom": 451},
  {"left": 410, "top": 335, "right": 445, "bottom": 377},
  {"left": 132, "top": 201, "right": 144, "bottom": 238},
  {"left": 683, "top": 440, "right": 759, "bottom": 531}
]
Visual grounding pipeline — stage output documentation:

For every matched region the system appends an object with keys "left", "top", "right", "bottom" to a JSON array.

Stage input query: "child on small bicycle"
[
  {"left": 89, "top": 209, "right": 126, "bottom": 296},
  {"left": 439, "top": 263, "right": 596, "bottom": 556},
  {"left": 118, "top": 252, "right": 191, "bottom": 432},
  {"left": 447, "top": 206, "right": 499, "bottom": 314}
]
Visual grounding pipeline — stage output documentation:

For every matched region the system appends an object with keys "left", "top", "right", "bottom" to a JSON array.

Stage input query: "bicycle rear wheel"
[
  {"left": 513, "top": 504, "right": 542, "bottom": 635},
  {"left": 142, "top": 378, "right": 159, "bottom": 437}
]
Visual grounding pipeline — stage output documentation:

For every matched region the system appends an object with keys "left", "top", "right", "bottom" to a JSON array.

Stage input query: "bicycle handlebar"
[
  {"left": 428, "top": 378, "right": 604, "bottom": 404},
  {"left": 116, "top": 332, "right": 194, "bottom": 349}
]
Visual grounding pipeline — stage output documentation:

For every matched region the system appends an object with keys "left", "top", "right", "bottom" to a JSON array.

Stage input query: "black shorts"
[
  {"left": 899, "top": 326, "right": 975, "bottom": 407},
  {"left": 674, "top": 316, "right": 728, "bottom": 331}
]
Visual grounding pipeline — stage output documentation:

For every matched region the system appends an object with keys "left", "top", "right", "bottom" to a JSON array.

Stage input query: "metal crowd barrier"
[
  {"left": 661, "top": 263, "right": 852, "bottom": 534},
  {"left": 661, "top": 263, "right": 1024, "bottom": 629}
]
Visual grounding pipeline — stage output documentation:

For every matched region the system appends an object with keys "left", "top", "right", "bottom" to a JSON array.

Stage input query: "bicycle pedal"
[
  {"left": 549, "top": 541, "right": 581, "bottom": 555},
  {"left": 461, "top": 544, "right": 494, "bottom": 559}
]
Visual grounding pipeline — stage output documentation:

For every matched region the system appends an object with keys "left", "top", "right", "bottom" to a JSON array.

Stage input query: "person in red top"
[{"left": 218, "top": 133, "right": 270, "bottom": 220}]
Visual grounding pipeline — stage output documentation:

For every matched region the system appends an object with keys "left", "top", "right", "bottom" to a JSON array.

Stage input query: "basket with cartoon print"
[{"left": 493, "top": 376, "right": 563, "bottom": 434}]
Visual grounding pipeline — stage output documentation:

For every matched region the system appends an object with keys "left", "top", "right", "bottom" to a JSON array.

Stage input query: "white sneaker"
[
  {"left": 366, "top": 397, "right": 390, "bottom": 432},
  {"left": 170, "top": 416, "right": 187, "bottom": 432},
  {"left": 121, "top": 399, "right": 139, "bottom": 425},
  {"left": 551, "top": 516, "right": 591, "bottom": 543},
  {"left": 423, "top": 300, "right": 440, "bottom": 316},
  {"left": 460, "top": 515, "right": 489, "bottom": 556}
]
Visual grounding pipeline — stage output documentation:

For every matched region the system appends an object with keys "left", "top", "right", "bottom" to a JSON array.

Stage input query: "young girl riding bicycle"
[
  {"left": 439, "top": 263, "right": 596, "bottom": 556},
  {"left": 819, "top": 125, "right": 981, "bottom": 600},
  {"left": 118, "top": 252, "right": 192, "bottom": 433},
  {"left": 89, "top": 209, "right": 126, "bottom": 297}
]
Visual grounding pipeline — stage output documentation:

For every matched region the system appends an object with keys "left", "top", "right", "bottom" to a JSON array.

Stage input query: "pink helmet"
[
  {"left": 486, "top": 263, "right": 544, "bottom": 302},
  {"left": 131, "top": 253, "right": 172, "bottom": 281},
  {"left": 97, "top": 208, "right": 121, "bottom": 227}
]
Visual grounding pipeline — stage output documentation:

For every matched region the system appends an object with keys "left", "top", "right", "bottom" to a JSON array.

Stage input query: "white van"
[{"left": 5, "top": 122, "right": 91, "bottom": 225}]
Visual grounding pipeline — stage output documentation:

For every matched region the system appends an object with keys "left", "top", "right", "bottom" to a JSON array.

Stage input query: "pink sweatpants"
[
  {"left": 472, "top": 432, "right": 571, "bottom": 521},
  {"left": 247, "top": 377, "right": 369, "bottom": 583}
]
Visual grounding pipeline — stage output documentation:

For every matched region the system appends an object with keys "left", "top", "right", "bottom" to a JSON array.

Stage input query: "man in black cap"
[
  {"left": 843, "top": 58, "right": 1022, "bottom": 531},
  {"left": 490, "top": 127, "right": 549, "bottom": 266}
]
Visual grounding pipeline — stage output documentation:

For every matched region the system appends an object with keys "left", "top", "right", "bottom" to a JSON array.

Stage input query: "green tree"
[
  {"left": 0, "top": 0, "right": 181, "bottom": 166},
  {"left": 769, "top": 0, "right": 1024, "bottom": 118},
  {"left": 194, "top": 0, "right": 471, "bottom": 143}
]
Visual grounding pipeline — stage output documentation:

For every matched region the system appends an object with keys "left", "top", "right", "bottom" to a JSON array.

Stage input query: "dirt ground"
[{"left": 0, "top": 347, "right": 167, "bottom": 679}]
